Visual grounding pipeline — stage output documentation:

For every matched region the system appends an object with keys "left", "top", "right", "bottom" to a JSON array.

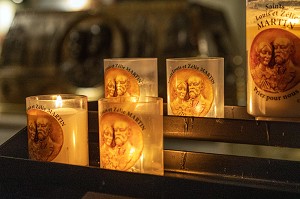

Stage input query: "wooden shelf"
[{"left": 1, "top": 106, "right": 300, "bottom": 198}]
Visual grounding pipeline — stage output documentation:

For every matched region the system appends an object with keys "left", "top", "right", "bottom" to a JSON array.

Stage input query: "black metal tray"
[{"left": 1, "top": 106, "right": 300, "bottom": 198}]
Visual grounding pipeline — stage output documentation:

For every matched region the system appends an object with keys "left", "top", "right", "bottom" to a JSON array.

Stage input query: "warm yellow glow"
[
  {"left": 55, "top": 95, "right": 63, "bottom": 108},
  {"left": 75, "top": 87, "right": 103, "bottom": 101},
  {"left": 248, "top": 97, "right": 253, "bottom": 113},
  {"left": 131, "top": 97, "right": 138, "bottom": 103},
  {"left": 0, "top": 1, "right": 15, "bottom": 35},
  {"left": 66, "top": 0, "right": 89, "bottom": 10},
  {"left": 72, "top": 131, "right": 76, "bottom": 148},
  {"left": 287, "top": 18, "right": 300, "bottom": 25},
  {"left": 129, "top": 147, "right": 136, "bottom": 156}
]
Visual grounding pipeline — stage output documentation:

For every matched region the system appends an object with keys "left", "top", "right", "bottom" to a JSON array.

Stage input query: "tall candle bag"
[
  {"left": 247, "top": 0, "right": 300, "bottom": 121},
  {"left": 26, "top": 94, "right": 89, "bottom": 166},
  {"left": 103, "top": 58, "right": 158, "bottom": 98},
  {"left": 166, "top": 57, "right": 224, "bottom": 118},
  {"left": 98, "top": 96, "right": 164, "bottom": 176}
]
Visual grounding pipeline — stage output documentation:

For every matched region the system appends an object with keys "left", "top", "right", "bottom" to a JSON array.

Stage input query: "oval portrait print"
[
  {"left": 105, "top": 68, "right": 140, "bottom": 98},
  {"left": 27, "top": 109, "right": 63, "bottom": 162},
  {"left": 250, "top": 28, "right": 300, "bottom": 93},
  {"left": 169, "top": 68, "right": 214, "bottom": 117},
  {"left": 100, "top": 112, "right": 143, "bottom": 171}
]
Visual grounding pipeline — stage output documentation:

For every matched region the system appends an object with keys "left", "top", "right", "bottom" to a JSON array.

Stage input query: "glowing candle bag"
[
  {"left": 98, "top": 96, "right": 163, "bottom": 175},
  {"left": 167, "top": 57, "right": 224, "bottom": 118},
  {"left": 26, "top": 94, "right": 89, "bottom": 166},
  {"left": 247, "top": 0, "right": 300, "bottom": 121},
  {"left": 103, "top": 58, "right": 158, "bottom": 98}
]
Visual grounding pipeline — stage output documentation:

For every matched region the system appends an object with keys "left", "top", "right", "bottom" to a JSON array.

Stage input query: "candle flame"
[{"left": 55, "top": 95, "right": 63, "bottom": 108}]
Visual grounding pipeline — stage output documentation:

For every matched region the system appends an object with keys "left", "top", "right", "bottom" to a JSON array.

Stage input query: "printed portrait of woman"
[
  {"left": 250, "top": 28, "right": 300, "bottom": 93},
  {"left": 169, "top": 68, "right": 213, "bottom": 117}
]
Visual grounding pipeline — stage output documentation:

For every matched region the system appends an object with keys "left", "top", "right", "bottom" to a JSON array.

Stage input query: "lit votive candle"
[
  {"left": 26, "top": 94, "right": 89, "bottom": 166},
  {"left": 98, "top": 96, "right": 164, "bottom": 175},
  {"left": 166, "top": 57, "right": 224, "bottom": 118}
]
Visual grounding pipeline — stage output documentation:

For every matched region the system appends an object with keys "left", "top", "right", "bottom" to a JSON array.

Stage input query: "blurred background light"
[
  {"left": 66, "top": 0, "right": 89, "bottom": 10},
  {"left": 12, "top": 0, "right": 23, "bottom": 4},
  {"left": 0, "top": 1, "right": 15, "bottom": 35}
]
